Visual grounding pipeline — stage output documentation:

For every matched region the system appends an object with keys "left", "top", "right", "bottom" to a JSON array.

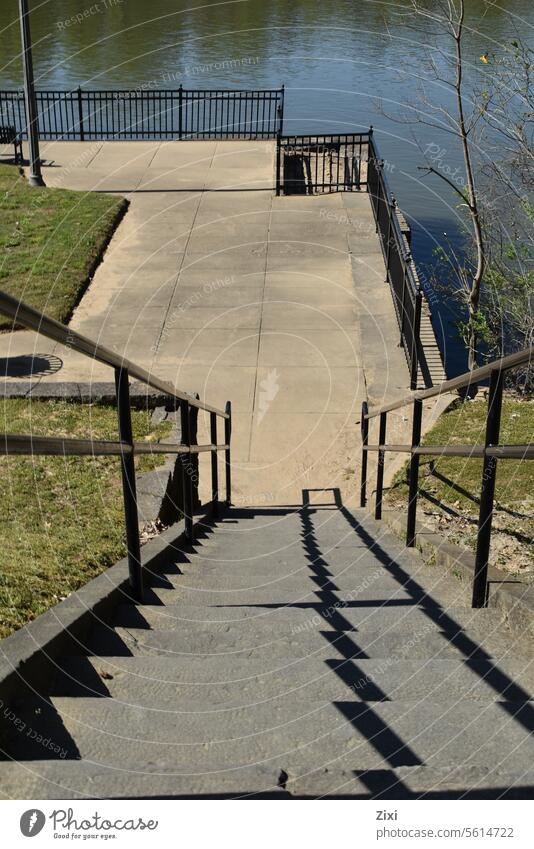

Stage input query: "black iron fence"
[
  {"left": 276, "top": 129, "right": 425, "bottom": 388},
  {"left": 0, "top": 86, "right": 284, "bottom": 140},
  {"left": 366, "top": 132, "right": 423, "bottom": 389},
  {"left": 0, "top": 290, "right": 232, "bottom": 603},
  {"left": 276, "top": 132, "right": 368, "bottom": 195},
  {"left": 360, "top": 346, "right": 533, "bottom": 607}
]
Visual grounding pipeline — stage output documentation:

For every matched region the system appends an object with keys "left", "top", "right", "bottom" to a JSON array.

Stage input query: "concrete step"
[
  {"left": 0, "top": 760, "right": 534, "bottom": 800},
  {"left": 1, "top": 759, "right": 533, "bottom": 800},
  {"left": 53, "top": 655, "right": 534, "bottom": 706},
  {"left": 7, "top": 697, "right": 534, "bottom": 774},
  {"left": 113, "top": 603, "right": 500, "bottom": 635},
  {"left": 89, "top": 623, "right": 515, "bottom": 662}
]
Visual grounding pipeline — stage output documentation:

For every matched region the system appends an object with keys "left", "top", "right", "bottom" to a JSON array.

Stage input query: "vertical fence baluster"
[
  {"left": 210, "top": 412, "right": 219, "bottom": 517},
  {"left": 115, "top": 367, "right": 143, "bottom": 602},
  {"left": 360, "top": 401, "right": 369, "bottom": 507},
  {"left": 410, "top": 289, "right": 422, "bottom": 391},
  {"left": 406, "top": 398, "right": 423, "bottom": 547},
  {"left": 180, "top": 400, "right": 194, "bottom": 542},
  {"left": 472, "top": 368, "right": 504, "bottom": 607},
  {"left": 77, "top": 86, "right": 84, "bottom": 140},
  {"left": 224, "top": 401, "right": 232, "bottom": 506},
  {"left": 276, "top": 131, "right": 281, "bottom": 196},
  {"left": 374, "top": 411, "right": 387, "bottom": 520}
]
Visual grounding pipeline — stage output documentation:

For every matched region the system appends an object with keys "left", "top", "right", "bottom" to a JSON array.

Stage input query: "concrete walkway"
[
  {"left": 3, "top": 141, "right": 415, "bottom": 505},
  {"left": 2, "top": 504, "right": 533, "bottom": 798}
]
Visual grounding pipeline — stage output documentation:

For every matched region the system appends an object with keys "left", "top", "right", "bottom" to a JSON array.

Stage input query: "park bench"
[{"left": 0, "top": 124, "right": 23, "bottom": 164}]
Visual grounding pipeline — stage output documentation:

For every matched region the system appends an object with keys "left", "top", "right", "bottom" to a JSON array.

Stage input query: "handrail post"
[
  {"left": 180, "top": 399, "right": 194, "bottom": 542},
  {"left": 276, "top": 131, "right": 281, "bottom": 196},
  {"left": 77, "top": 86, "right": 84, "bottom": 141},
  {"left": 374, "top": 411, "right": 387, "bottom": 520},
  {"left": 210, "top": 411, "right": 219, "bottom": 517},
  {"left": 406, "top": 398, "right": 423, "bottom": 547},
  {"left": 114, "top": 367, "right": 143, "bottom": 602},
  {"left": 360, "top": 401, "right": 369, "bottom": 507},
  {"left": 224, "top": 401, "right": 232, "bottom": 506},
  {"left": 472, "top": 367, "right": 504, "bottom": 607},
  {"left": 410, "top": 288, "right": 422, "bottom": 391},
  {"left": 178, "top": 84, "right": 183, "bottom": 140},
  {"left": 399, "top": 251, "right": 409, "bottom": 347}
]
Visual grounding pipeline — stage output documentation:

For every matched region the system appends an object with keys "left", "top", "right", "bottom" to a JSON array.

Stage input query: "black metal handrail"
[
  {"left": 360, "top": 346, "right": 533, "bottom": 607},
  {"left": 0, "top": 290, "right": 232, "bottom": 602},
  {"left": 0, "top": 87, "right": 285, "bottom": 140}
]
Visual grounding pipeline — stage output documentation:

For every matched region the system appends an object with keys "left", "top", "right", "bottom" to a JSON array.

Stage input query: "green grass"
[
  {"left": 387, "top": 396, "right": 534, "bottom": 576},
  {"left": 0, "top": 398, "right": 171, "bottom": 638},
  {"left": 0, "top": 163, "right": 126, "bottom": 326}
]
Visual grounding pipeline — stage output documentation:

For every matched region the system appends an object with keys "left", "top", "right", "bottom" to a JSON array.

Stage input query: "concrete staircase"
[{"left": 2, "top": 504, "right": 534, "bottom": 798}]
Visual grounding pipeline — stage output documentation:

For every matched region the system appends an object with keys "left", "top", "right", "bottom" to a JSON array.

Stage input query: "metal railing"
[
  {"left": 360, "top": 346, "right": 533, "bottom": 607},
  {"left": 366, "top": 130, "right": 423, "bottom": 389},
  {"left": 0, "top": 86, "right": 284, "bottom": 140},
  {"left": 0, "top": 290, "right": 232, "bottom": 603},
  {"left": 276, "top": 129, "right": 426, "bottom": 388},
  {"left": 275, "top": 132, "right": 369, "bottom": 195}
]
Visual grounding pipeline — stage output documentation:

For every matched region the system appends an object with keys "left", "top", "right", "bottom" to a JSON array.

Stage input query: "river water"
[{"left": 1, "top": 0, "right": 533, "bottom": 373}]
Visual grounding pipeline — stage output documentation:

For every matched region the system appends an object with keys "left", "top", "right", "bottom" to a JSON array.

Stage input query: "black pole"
[
  {"left": 115, "top": 367, "right": 143, "bottom": 602},
  {"left": 18, "top": 0, "right": 44, "bottom": 186},
  {"left": 374, "top": 411, "right": 387, "bottom": 520},
  {"left": 472, "top": 368, "right": 504, "bottom": 607},
  {"left": 180, "top": 400, "right": 194, "bottom": 542},
  {"left": 360, "top": 401, "right": 369, "bottom": 507},
  {"left": 224, "top": 401, "right": 232, "bottom": 506},
  {"left": 210, "top": 412, "right": 219, "bottom": 517},
  {"left": 406, "top": 398, "right": 423, "bottom": 547}
]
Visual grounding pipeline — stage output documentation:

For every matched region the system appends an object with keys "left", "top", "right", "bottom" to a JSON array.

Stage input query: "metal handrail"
[
  {"left": 359, "top": 346, "right": 533, "bottom": 608},
  {"left": 365, "top": 346, "right": 532, "bottom": 420},
  {"left": 0, "top": 290, "right": 227, "bottom": 417},
  {"left": 0, "top": 290, "right": 233, "bottom": 602}
]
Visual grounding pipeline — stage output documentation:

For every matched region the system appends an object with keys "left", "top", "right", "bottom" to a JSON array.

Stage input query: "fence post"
[
  {"left": 360, "top": 401, "right": 369, "bottom": 507},
  {"left": 276, "top": 131, "right": 281, "bottom": 196},
  {"left": 472, "top": 367, "right": 504, "bottom": 607},
  {"left": 410, "top": 288, "right": 422, "bottom": 390},
  {"left": 399, "top": 251, "right": 409, "bottom": 348},
  {"left": 77, "top": 86, "right": 84, "bottom": 141},
  {"left": 278, "top": 85, "right": 285, "bottom": 135},
  {"left": 210, "top": 412, "right": 219, "bottom": 517},
  {"left": 180, "top": 399, "right": 193, "bottom": 541},
  {"left": 374, "top": 411, "right": 387, "bottom": 520},
  {"left": 178, "top": 84, "right": 183, "bottom": 140},
  {"left": 406, "top": 398, "right": 423, "bottom": 547},
  {"left": 114, "top": 367, "right": 143, "bottom": 602},
  {"left": 385, "top": 195, "right": 395, "bottom": 284},
  {"left": 224, "top": 401, "right": 232, "bottom": 506}
]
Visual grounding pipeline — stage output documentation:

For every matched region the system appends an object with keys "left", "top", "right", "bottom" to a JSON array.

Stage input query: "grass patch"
[
  {"left": 0, "top": 398, "right": 171, "bottom": 638},
  {"left": 0, "top": 163, "right": 126, "bottom": 327},
  {"left": 387, "top": 396, "right": 534, "bottom": 578}
]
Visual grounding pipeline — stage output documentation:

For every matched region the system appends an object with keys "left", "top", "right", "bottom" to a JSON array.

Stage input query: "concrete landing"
[{"left": 2, "top": 141, "right": 422, "bottom": 505}]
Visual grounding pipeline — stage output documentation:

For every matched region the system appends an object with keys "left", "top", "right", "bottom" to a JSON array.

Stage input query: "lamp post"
[{"left": 18, "top": 0, "right": 44, "bottom": 186}]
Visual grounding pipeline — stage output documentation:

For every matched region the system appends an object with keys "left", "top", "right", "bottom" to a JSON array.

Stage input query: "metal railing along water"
[
  {"left": 0, "top": 87, "right": 284, "bottom": 141},
  {"left": 0, "top": 290, "right": 232, "bottom": 603},
  {"left": 276, "top": 129, "right": 425, "bottom": 388},
  {"left": 359, "top": 347, "right": 533, "bottom": 607}
]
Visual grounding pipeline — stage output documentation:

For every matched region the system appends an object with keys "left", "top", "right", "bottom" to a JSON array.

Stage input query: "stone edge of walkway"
[
  {"left": 0, "top": 380, "right": 178, "bottom": 406},
  {"left": 0, "top": 502, "right": 217, "bottom": 708},
  {"left": 381, "top": 507, "right": 534, "bottom": 642}
]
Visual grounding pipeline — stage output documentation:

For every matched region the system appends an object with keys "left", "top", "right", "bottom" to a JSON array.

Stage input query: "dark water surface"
[{"left": 1, "top": 0, "right": 533, "bottom": 372}]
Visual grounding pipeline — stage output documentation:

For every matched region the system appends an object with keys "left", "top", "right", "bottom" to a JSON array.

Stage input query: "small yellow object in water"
[{"left": 480, "top": 53, "right": 489, "bottom": 64}]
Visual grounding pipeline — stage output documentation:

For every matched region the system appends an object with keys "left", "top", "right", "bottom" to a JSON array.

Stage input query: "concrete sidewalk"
[{"left": 1, "top": 140, "right": 412, "bottom": 505}]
